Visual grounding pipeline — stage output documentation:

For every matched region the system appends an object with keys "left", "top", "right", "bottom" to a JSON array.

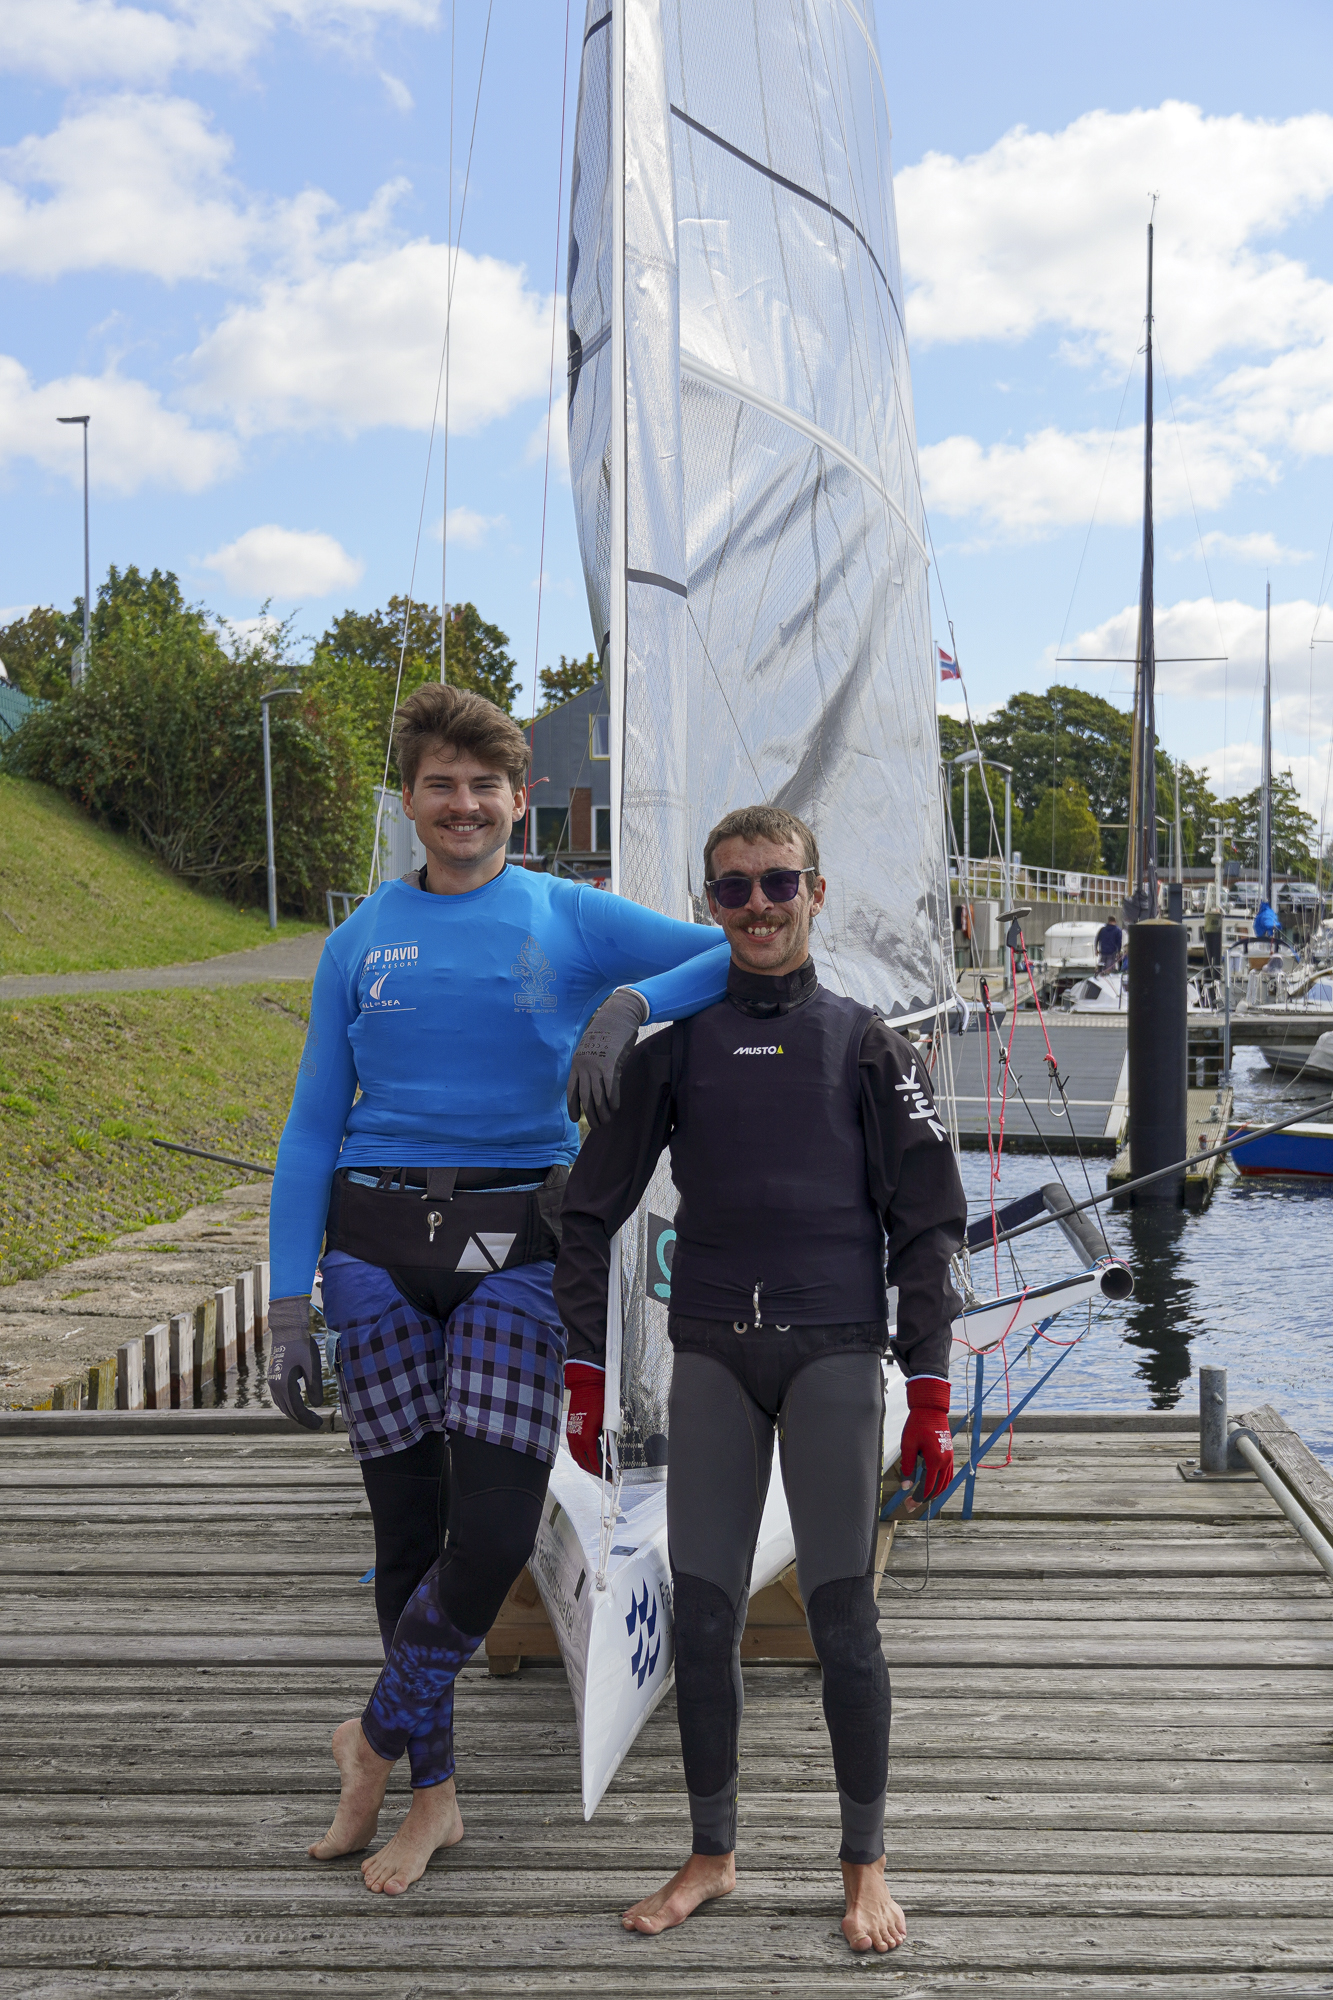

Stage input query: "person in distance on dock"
[
  {"left": 553, "top": 805, "right": 968, "bottom": 1956},
  {"left": 263, "top": 681, "right": 732, "bottom": 1894}
]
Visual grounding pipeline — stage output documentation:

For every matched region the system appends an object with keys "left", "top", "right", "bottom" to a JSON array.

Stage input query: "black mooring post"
[{"left": 1127, "top": 916, "right": 1188, "bottom": 1204}]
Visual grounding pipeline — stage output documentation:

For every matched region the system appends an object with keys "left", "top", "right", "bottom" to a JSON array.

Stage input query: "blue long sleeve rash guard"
[{"left": 269, "top": 867, "right": 729, "bottom": 1299}]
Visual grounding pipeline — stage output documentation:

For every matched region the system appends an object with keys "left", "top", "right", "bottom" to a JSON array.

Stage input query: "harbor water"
[{"left": 957, "top": 1043, "right": 1333, "bottom": 1465}]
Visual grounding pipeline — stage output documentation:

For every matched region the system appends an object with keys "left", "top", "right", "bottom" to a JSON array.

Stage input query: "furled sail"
[{"left": 567, "top": 0, "right": 953, "bottom": 1465}]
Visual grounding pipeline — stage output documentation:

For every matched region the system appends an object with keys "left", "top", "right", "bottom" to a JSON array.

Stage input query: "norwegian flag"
[{"left": 938, "top": 645, "right": 961, "bottom": 682}]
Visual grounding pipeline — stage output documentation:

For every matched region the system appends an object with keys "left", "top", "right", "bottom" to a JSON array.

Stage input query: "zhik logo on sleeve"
[{"left": 894, "top": 1062, "right": 947, "bottom": 1141}]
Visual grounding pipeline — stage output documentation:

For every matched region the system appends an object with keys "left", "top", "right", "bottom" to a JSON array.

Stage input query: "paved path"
[{"left": 0, "top": 929, "right": 326, "bottom": 1001}]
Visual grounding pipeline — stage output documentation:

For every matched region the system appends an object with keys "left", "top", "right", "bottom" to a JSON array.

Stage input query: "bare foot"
[
  {"left": 361, "top": 1778, "right": 464, "bottom": 1895},
  {"left": 840, "top": 1857, "right": 906, "bottom": 1954},
  {"left": 622, "top": 1852, "right": 736, "bottom": 1934},
  {"left": 308, "top": 1719, "right": 393, "bottom": 1860}
]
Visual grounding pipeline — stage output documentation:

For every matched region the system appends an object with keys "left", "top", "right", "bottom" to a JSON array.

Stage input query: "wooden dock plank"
[{"left": 0, "top": 1411, "right": 1329, "bottom": 1993}]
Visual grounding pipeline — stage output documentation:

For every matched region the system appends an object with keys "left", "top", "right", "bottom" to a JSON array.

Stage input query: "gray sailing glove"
[
  {"left": 266, "top": 1294, "right": 325, "bottom": 1432},
  {"left": 567, "top": 986, "right": 650, "bottom": 1127}
]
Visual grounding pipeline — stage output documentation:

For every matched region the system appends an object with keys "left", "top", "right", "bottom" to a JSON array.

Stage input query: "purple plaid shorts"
[{"left": 320, "top": 1251, "right": 567, "bottom": 1464}]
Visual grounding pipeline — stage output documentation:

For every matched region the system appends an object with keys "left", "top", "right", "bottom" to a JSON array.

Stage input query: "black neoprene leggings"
[
  {"left": 360, "top": 1433, "right": 550, "bottom": 1786},
  {"left": 667, "top": 1339, "right": 890, "bottom": 1866},
  {"left": 359, "top": 1431, "right": 449, "bottom": 1653}
]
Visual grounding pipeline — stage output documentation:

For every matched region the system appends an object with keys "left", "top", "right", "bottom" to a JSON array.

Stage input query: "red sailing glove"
[
  {"left": 900, "top": 1376, "right": 954, "bottom": 1502},
  {"left": 564, "top": 1361, "right": 605, "bottom": 1477}
]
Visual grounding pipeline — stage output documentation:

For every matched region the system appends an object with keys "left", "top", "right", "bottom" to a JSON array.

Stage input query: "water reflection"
[{"left": 1118, "top": 1207, "right": 1198, "bottom": 1408}]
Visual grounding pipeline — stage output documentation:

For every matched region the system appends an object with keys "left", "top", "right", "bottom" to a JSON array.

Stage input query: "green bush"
[{"left": 5, "top": 568, "right": 373, "bottom": 917}]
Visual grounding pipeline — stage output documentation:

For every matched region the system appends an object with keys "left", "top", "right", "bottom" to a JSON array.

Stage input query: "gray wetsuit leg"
[
  {"left": 780, "top": 1350, "right": 889, "bottom": 1865},
  {"left": 666, "top": 1351, "right": 774, "bottom": 1854}
]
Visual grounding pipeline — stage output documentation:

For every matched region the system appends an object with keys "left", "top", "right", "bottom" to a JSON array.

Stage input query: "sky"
[{"left": 3, "top": 0, "right": 1333, "bottom": 832}]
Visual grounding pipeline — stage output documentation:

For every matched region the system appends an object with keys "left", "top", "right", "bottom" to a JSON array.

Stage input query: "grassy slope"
[
  {"left": 0, "top": 983, "right": 310, "bottom": 1282},
  {"left": 0, "top": 775, "right": 312, "bottom": 975}
]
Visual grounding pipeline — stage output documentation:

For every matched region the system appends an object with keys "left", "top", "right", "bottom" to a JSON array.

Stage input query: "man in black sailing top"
[{"left": 553, "top": 805, "right": 967, "bottom": 1956}]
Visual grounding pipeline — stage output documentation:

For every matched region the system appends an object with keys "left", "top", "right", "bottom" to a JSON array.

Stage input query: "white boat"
[{"left": 1066, "top": 970, "right": 1218, "bottom": 1014}]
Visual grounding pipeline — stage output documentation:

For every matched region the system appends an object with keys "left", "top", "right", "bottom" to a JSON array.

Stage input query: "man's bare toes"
[
  {"left": 360, "top": 1785, "right": 464, "bottom": 1895},
  {"left": 308, "top": 1720, "right": 392, "bottom": 1860}
]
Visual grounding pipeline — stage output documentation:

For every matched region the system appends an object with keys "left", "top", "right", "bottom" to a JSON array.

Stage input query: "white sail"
[
  {"left": 542, "top": 1, "right": 955, "bottom": 1813},
  {"left": 568, "top": 0, "right": 951, "bottom": 1471}
]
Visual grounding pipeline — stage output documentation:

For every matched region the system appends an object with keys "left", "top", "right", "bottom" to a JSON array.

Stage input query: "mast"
[
  {"left": 607, "top": 0, "right": 627, "bottom": 899},
  {"left": 1260, "top": 581, "right": 1273, "bottom": 908},
  {"left": 1125, "top": 217, "right": 1157, "bottom": 925}
]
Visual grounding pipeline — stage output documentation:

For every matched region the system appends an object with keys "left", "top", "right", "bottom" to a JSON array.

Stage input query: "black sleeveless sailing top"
[{"left": 666, "top": 982, "right": 886, "bottom": 1326}]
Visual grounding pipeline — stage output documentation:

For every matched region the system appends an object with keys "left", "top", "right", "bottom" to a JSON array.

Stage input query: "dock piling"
[
  {"left": 168, "top": 1314, "right": 194, "bottom": 1408},
  {"left": 115, "top": 1337, "right": 144, "bottom": 1412},
  {"left": 1199, "top": 1365, "right": 1228, "bottom": 1473},
  {"left": 143, "top": 1324, "right": 170, "bottom": 1409},
  {"left": 234, "top": 1270, "right": 255, "bottom": 1361},
  {"left": 214, "top": 1286, "right": 237, "bottom": 1380}
]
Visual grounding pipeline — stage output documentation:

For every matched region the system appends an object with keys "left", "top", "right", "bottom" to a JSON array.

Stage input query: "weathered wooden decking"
[{"left": 1, "top": 1408, "right": 1332, "bottom": 1996}]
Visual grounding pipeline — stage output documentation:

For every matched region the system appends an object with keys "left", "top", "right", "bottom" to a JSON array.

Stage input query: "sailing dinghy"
[{"left": 527, "top": 0, "right": 1125, "bottom": 1818}]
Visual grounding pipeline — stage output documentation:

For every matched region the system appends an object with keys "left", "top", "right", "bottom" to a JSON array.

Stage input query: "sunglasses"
[{"left": 705, "top": 867, "right": 815, "bottom": 910}]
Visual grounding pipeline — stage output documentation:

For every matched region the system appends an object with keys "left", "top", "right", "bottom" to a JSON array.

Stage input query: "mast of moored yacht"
[
  {"left": 1125, "top": 216, "right": 1158, "bottom": 926},
  {"left": 1260, "top": 580, "right": 1273, "bottom": 909}
]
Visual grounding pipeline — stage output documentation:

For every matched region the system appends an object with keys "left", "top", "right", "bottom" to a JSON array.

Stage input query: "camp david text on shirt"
[{"left": 359, "top": 941, "right": 419, "bottom": 1014}]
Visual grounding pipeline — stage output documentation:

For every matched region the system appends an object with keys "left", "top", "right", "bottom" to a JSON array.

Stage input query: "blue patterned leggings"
[{"left": 360, "top": 1432, "right": 550, "bottom": 1788}]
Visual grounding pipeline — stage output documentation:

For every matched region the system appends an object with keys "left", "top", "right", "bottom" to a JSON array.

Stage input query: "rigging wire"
[
  {"left": 440, "top": 0, "right": 457, "bottom": 679},
  {"left": 522, "top": 0, "right": 575, "bottom": 868},
  {"left": 366, "top": 0, "right": 495, "bottom": 893}
]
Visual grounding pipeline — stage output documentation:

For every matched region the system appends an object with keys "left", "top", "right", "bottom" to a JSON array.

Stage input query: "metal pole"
[
  {"left": 1199, "top": 1365, "right": 1227, "bottom": 1475},
  {"left": 1127, "top": 916, "right": 1188, "bottom": 1205},
  {"left": 260, "top": 687, "right": 302, "bottom": 930},
  {"left": 1223, "top": 945, "right": 1232, "bottom": 1080},
  {"left": 81, "top": 421, "right": 90, "bottom": 664},
  {"left": 1004, "top": 773, "right": 1012, "bottom": 908},
  {"left": 262, "top": 700, "right": 277, "bottom": 930},
  {"left": 963, "top": 763, "right": 970, "bottom": 888}
]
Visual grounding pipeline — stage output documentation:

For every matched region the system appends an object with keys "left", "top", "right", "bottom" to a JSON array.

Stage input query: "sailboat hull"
[{"left": 531, "top": 1363, "right": 909, "bottom": 1818}]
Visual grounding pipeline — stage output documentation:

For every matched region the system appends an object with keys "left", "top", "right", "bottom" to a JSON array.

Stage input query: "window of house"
[
  {"left": 594, "top": 806, "right": 612, "bottom": 853},
  {"left": 590, "top": 713, "right": 610, "bottom": 760},
  {"left": 534, "top": 805, "right": 571, "bottom": 854}
]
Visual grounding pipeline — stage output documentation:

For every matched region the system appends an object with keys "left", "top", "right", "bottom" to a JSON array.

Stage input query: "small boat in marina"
[{"left": 1227, "top": 1119, "right": 1333, "bottom": 1177}]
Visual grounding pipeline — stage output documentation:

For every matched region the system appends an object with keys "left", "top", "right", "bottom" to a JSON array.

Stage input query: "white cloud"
[
  {"left": 0, "top": 95, "right": 255, "bottom": 281},
  {"left": 202, "top": 524, "right": 363, "bottom": 598},
  {"left": 1188, "top": 531, "right": 1314, "bottom": 566},
  {"left": 897, "top": 101, "right": 1333, "bottom": 374},
  {"left": 0, "top": 0, "right": 439, "bottom": 87},
  {"left": 188, "top": 242, "right": 558, "bottom": 437},
  {"left": 0, "top": 354, "right": 238, "bottom": 492},
  {"left": 441, "top": 505, "right": 505, "bottom": 549},
  {"left": 920, "top": 419, "right": 1272, "bottom": 535},
  {"left": 1067, "top": 593, "right": 1323, "bottom": 708}
]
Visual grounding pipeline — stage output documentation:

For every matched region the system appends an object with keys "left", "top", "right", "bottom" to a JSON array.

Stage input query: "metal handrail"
[{"left": 951, "top": 857, "right": 1128, "bottom": 908}]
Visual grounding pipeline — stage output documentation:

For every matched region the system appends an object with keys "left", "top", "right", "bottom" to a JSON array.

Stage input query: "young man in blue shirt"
[{"left": 266, "top": 680, "right": 728, "bottom": 1892}]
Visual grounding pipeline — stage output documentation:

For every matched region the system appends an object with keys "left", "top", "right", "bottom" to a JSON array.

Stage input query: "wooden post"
[
  {"left": 253, "top": 1261, "right": 270, "bottom": 1344},
  {"left": 143, "top": 1325, "right": 171, "bottom": 1409},
  {"left": 194, "top": 1297, "right": 216, "bottom": 1396},
  {"left": 215, "top": 1285, "right": 237, "bottom": 1381},
  {"left": 87, "top": 1356, "right": 117, "bottom": 1410},
  {"left": 234, "top": 1270, "right": 255, "bottom": 1361},
  {"left": 52, "top": 1374, "right": 86, "bottom": 1411},
  {"left": 169, "top": 1314, "right": 194, "bottom": 1409},
  {"left": 116, "top": 1337, "right": 145, "bottom": 1412}
]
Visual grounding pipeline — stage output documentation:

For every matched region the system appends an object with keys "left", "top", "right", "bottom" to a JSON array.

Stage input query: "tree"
[
  {"left": 318, "top": 596, "right": 521, "bottom": 716},
  {"left": 6, "top": 567, "right": 372, "bottom": 916},
  {"left": 1023, "top": 780, "right": 1103, "bottom": 874},
  {"left": 538, "top": 651, "right": 600, "bottom": 712},
  {"left": 940, "top": 685, "right": 1221, "bottom": 874},
  {"left": 1224, "top": 771, "right": 1317, "bottom": 879},
  {"left": 0, "top": 605, "right": 82, "bottom": 700}
]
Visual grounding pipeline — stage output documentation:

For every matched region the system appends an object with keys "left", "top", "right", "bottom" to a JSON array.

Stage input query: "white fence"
[{"left": 951, "top": 858, "right": 1127, "bottom": 909}]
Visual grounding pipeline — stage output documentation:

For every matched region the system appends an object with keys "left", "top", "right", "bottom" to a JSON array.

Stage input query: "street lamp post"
[
  {"left": 56, "top": 415, "right": 90, "bottom": 684},
  {"left": 261, "top": 688, "right": 302, "bottom": 929}
]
